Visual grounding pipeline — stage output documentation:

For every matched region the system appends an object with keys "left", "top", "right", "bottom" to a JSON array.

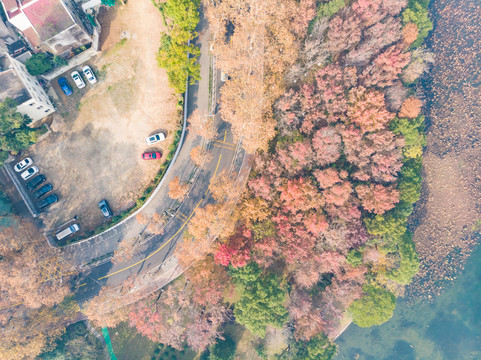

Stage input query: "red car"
[{"left": 142, "top": 151, "right": 161, "bottom": 160}]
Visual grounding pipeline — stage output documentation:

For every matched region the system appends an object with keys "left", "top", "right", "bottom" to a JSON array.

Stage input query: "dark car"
[
  {"left": 99, "top": 199, "right": 112, "bottom": 218},
  {"left": 33, "top": 183, "right": 53, "bottom": 199},
  {"left": 142, "top": 151, "right": 161, "bottom": 160},
  {"left": 26, "top": 175, "right": 46, "bottom": 191},
  {"left": 58, "top": 77, "right": 73, "bottom": 96},
  {"left": 38, "top": 194, "right": 58, "bottom": 209}
]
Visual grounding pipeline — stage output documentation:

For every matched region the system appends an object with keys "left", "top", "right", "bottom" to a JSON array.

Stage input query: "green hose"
[{"left": 101, "top": 327, "right": 118, "bottom": 360}]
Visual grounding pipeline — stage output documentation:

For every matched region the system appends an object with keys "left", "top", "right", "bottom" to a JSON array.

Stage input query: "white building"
[{"left": 0, "top": 54, "right": 55, "bottom": 122}]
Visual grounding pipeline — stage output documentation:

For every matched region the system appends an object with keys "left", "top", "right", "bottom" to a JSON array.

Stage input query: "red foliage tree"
[
  {"left": 362, "top": 45, "right": 411, "bottom": 88},
  {"left": 327, "top": 10, "right": 362, "bottom": 55},
  {"left": 346, "top": 17, "right": 402, "bottom": 67},
  {"left": 312, "top": 127, "right": 342, "bottom": 165},
  {"left": 279, "top": 177, "right": 323, "bottom": 213},
  {"left": 314, "top": 168, "right": 341, "bottom": 189},
  {"left": 214, "top": 225, "right": 253, "bottom": 268},
  {"left": 356, "top": 183, "right": 400, "bottom": 214},
  {"left": 323, "top": 181, "right": 353, "bottom": 207},
  {"left": 347, "top": 87, "right": 395, "bottom": 133}
]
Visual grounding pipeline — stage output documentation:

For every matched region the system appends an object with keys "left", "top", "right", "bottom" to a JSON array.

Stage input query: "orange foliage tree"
[
  {"left": 399, "top": 96, "right": 422, "bottom": 118},
  {"left": 169, "top": 176, "right": 189, "bottom": 200}
]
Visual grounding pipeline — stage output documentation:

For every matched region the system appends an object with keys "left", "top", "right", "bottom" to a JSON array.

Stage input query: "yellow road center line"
[
  {"left": 75, "top": 283, "right": 87, "bottom": 288},
  {"left": 97, "top": 154, "right": 223, "bottom": 281},
  {"left": 214, "top": 140, "right": 235, "bottom": 147},
  {"left": 223, "top": 130, "right": 227, "bottom": 142},
  {"left": 213, "top": 143, "right": 235, "bottom": 151}
]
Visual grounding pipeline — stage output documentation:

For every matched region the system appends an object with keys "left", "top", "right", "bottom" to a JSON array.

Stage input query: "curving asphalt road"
[{"left": 58, "top": 15, "right": 246, "bottom": 302}]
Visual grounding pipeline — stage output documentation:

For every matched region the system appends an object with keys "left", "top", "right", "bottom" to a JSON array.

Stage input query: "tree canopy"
[
  {"left": 25, "top": 53, "right": 53, "bottom": 76},
  {"left": 349, "top": 285, "right": 396, "bottom": 327}
]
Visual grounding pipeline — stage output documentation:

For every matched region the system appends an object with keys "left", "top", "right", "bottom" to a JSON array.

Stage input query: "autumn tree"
[
  {"left": 0, "top": 299, "right": 79, "bottom": 360},
  {"left": 0, "top": 219, "right": 72, "bottom": 309},
  {"left": 188, "top": 109, "right": 217, "bottom": 140},
  {"left": 362, "top": 45, "right": 411, "bottom": 88},
  {"left": 112, "top": 236, "right": 138, "bottom": 264},
  {"left": 398, "top": 96, "right": 422, "bottom": 118},
  {"left": 184, "top": 255, "right": 231, "bottom": 306},
  {"left": 356, "top": 184, "right": 400, "bottom": 215},
  {"left": 82, "top": 288, "right": 130, "bottom": 328},
  {"left": 347, "top": 87, "right": 394, "bottom": 133},
  {"left": 401, "top": 22, "right": 419, "bottom": 46},
  {"left": 190, "top": 145, "right": 212, "bottom": 167},
  {"left": 209, "top": 169, "right": 243, "bottom": 202},
  {"left": 169, "top": 176, "right": 189, "bottom": 199},
  {"left": 129, "top": 280, "right": 227, "bottom": 351}
]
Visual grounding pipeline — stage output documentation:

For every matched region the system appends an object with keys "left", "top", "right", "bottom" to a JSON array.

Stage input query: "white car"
[
  {"left": 71, "top": 71, "right": 85, "bottom": 89},
  {"left": 146, "top": 132, "right": 166, "bottom": 145},
  {"left": 14, "top": 157, "right": 33, "bottom": 172},
  {"left": 21, "top": 166, "right": 39, "bottom": 181},
  {"left": 82, "top": 65, "right": 97, "bottom": 84}
]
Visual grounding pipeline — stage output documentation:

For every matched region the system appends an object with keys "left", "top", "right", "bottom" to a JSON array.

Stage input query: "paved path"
[{"left": 58, "top": 14, "right": 246, "bottom": 302}]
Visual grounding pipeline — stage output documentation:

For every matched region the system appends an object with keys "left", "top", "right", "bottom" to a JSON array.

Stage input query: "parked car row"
[
  {"left": 15, "top": 157, "right": 58, "bottom": 210},
  {"left": 57, "top": 65, "right": 97, "bottom": 96}
]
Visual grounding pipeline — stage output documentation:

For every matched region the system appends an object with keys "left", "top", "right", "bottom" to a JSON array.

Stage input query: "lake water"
[{"left": 335, "top": 243, "right": 481, "bottom": 360}]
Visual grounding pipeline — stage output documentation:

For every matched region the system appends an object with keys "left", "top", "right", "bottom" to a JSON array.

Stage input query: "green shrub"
[
  {"left": 349, "top": 285, "right": 396, "bottom": 327},
  {"left": 25, "top": 53, "right": 53, "bottom": 75}
]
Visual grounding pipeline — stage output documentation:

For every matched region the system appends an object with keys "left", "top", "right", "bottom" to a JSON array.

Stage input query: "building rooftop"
[
  {"left": 22, "top": 0, "right": 74, "bottom": 41},
  {"left": 0, "top": 56, "right": 31, "bottom": 104}
]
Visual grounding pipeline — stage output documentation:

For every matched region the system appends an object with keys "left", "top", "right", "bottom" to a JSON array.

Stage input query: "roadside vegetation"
[
  {"left": 0, "top": 217, "right": 76, "bottom": 359},
  {"left": 153, "top": 0, "right": 201, "bottom": 93},
  {"left": 0, "top": 98, "right": 38, "bottom": 166}
]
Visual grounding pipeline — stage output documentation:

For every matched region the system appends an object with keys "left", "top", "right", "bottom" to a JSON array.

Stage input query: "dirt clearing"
[{"left": 29, "top": 0, "right": 178, "bottom": 231}]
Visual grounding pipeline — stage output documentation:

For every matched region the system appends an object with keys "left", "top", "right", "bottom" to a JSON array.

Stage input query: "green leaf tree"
[
  {"left": 349, "top": 285, "right": 396, "bottom": 327},
  {"left": 346, "top": 249, "right": 363, "bottom": 267},
  {"left": 391, "top": 116, "right": 426, "bottom": 159},
  {"left": 0, "top": 97, "right": 25, "bottom": 134},
  {"left": 403, "top": 1, "right": 433, "bottom": 47},
  {"left": 154, "top": 0, "right": 201, "bottom": 93},
  {"left": 209, "top": 334, "right": 236, "bottom": 360},
  {"left": 230, "top": 263, "right": 288, "bottom": 337},
  {"left": 25, "top": 53, "right": 53, "bottom": 76},
  {"left": 386, "top": 232, "right": 420, "bottom": 284}
]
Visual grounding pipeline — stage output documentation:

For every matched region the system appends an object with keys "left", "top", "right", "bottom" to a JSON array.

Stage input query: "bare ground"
[
  {"left": 28, "top": 0, "right": 178, "bottom": 231},
  {"left": 407, "top": 0, "right": 481, "bottom": 299}
]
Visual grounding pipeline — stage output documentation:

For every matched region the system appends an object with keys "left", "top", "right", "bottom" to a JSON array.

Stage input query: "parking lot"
[{"left": 21, "top": 1, "right": 178, "bottom": 233}]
